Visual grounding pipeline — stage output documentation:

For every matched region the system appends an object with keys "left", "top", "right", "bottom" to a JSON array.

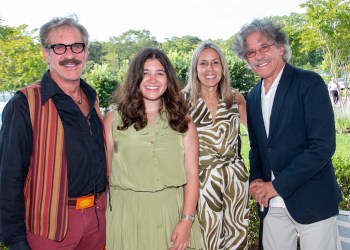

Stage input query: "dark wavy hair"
[{"left": 109, "top": 47, "right": 190, "bottom": 133}]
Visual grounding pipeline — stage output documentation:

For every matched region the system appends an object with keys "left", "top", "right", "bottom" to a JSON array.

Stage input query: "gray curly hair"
[
  {"left": 232, "top": 19, "right": 291, "bottom": 62},
  {"left": 39, "top": 14, "right": 89, "bottom": 48}
]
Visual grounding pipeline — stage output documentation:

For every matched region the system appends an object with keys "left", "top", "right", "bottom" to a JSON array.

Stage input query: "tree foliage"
[
  {"left": 161, "top": 35, "right": 202, "bottom": 54},
  {"left": 83, "top": 64, "right": 126, "bottom": 112},
  {"left": 103, "top": 29, "right": 159, "bottom": 70},
  {"left": 0, "top": 21, "right": 46, "bottom": 92},
  {"left": 2, "top": 6, "right": 350, "bottom": 106},
  {"left": 225, "top": 50, "right": 258, "bottom": 97},
  {"left": 300, "top": 0, "right": 350, "bottom": 79},
  {"left": 167, "top": 50, "right": 192, "bottom": 86},
  {"left": 266, "top": 13, "right": 324, "bottom": 70},
  {"left": 86, "top": 41, "right": 108, "bottom": 71}
]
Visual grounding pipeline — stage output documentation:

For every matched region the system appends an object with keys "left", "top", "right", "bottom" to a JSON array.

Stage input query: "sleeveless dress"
[
  {"left": 106, "top": 109, "right": 202, "bottom": 249},
  {"left": 184, "top": 92, "right": 249, "bottom": 250}
]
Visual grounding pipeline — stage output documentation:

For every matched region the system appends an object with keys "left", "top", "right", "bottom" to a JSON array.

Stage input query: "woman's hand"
[{"left": 169, "top": 219, "right": 192, "bottom": 250}]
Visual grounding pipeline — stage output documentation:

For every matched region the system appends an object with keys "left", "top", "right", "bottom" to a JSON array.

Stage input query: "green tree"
[
  {"left": 215, "top": 38, "right": 233, "bottom": 52},
  {"left": 0, "top": 22, "right": 46, "bottom": 92},
  {"left": 225, "top": 50, "right": 258, "bottom": 96},
  {"left": 267, "top": 13, "right": 324, "bottom": 70},
  {"left": 103, "top": 29, "right": 159, "bottom": 70},
  {"left": 300, "top": 0, "right": 350, "bottom": 79},
  {"left": 167, "top": 50, "right": 191, "bottom": 86},
  {"left": 86, "top": 41, "right": 108, "bottom": 71},
  {"left": 161, "top": 35, "right": 202, "bottom": 54},
  {"left": 83, "top": 64, "right": 126, "bottom": 112}
]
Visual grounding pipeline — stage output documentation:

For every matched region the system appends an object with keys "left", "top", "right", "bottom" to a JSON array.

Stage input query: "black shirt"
[{"left": 0, "top": 71, "right": 107, "bottom": 247}]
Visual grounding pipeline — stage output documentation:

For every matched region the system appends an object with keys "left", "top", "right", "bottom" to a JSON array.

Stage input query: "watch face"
[{"left": 181, "top": 213, "right": 195, "bottom": 221}]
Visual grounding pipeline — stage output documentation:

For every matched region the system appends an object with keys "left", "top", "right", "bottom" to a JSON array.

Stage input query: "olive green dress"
[{"left": 106, "top": 109, "right": 202, "bottom": 249}]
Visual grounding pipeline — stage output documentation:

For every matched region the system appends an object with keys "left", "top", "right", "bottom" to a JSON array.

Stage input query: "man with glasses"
[
  {"left": 0, "top": 15, "right": 107, "bottom": 250},
  {"left": 233, "top": 19, "right": 342, "bottom": 250}
]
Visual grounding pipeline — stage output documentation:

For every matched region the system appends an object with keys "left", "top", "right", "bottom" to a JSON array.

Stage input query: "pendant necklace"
[{"left": 75, "top": 88, "right": 83, "bottom": 105}]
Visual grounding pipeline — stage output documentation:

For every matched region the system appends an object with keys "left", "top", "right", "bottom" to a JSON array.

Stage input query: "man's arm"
[{"left": 0, "top": 93, "right": 32, "bottom": 249}]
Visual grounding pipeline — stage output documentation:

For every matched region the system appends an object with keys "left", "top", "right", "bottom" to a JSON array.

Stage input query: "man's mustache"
[
  {"left": 252, "top": 58, "right": 271, "bottom": 67},
  {"left": 59, "top": 59, "right": 82, "bottom": 66}
]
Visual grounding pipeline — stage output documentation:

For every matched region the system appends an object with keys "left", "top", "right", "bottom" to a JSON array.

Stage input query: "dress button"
[{"left": 267, "top": 148, "right": 272, "bottom": 153}]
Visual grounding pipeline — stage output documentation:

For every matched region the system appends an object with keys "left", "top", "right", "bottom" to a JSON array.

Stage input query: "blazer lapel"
[
  {"left": 252, "top": 80, "right": 268, "bottom": 140},
  {"left": 268, "top": 63, "right": 293, "bottom": 140}
]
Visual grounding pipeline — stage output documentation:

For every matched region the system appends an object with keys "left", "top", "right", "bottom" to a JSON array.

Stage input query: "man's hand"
[{"left": 250, "top": 179, "right": 278, "bottom": 208}]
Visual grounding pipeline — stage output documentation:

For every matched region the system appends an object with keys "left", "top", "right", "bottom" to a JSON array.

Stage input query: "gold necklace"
[{"left": 74, "top": 88, "right": 83, "bottom": 105}]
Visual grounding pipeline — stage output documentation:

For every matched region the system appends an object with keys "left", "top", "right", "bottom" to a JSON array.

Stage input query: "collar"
[
  {"left": 40, "top": 70, "right": 97, "bottom": 105},
  {"left": 262, "top": 64, "right": 285, "bottom": 93}
]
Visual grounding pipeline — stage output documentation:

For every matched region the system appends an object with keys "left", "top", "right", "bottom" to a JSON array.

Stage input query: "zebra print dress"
[{"left": 185, "top": 92, "right": 249, "bottom": 250}]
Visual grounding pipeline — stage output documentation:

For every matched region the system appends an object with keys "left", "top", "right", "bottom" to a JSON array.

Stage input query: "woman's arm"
[
  {"left": 103, "top": 110, "right": 115, "bottom": 177},
  {"left": 235, "top": 90, "right": 247, "bottom": 128},
  {"left": 182, "top": 118, "right": 199, "bottom": 219},
  {"left": 170, "top": 118, "right": 199, "bottom": 250}
]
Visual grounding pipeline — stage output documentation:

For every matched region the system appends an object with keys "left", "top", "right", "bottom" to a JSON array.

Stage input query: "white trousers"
[{"left": 263, "top": 207, "right": 337, "bottom": 250}]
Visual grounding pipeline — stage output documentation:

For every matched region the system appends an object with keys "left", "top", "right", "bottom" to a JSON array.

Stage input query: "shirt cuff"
[{"left": 8, "top": 240, "right": 31, "bottom": 250}]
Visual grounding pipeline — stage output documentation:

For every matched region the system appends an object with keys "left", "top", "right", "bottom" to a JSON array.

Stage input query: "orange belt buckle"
[{"left": 76, "top": 195, "right": 95, "bottom": 210}]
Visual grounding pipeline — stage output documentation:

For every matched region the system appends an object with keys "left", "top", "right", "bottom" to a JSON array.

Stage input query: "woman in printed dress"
[{"left": 183, "top": 42, "right": 249, "bottom": 250}]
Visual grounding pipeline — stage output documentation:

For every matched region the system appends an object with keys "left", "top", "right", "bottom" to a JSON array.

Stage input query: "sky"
[{"left": 1, "top": 0, "right": 307, "bottom": 42}]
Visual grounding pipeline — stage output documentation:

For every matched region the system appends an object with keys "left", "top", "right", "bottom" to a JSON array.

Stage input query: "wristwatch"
[{"left": 181, "top": 213, "right": 195, "bottom": 222}]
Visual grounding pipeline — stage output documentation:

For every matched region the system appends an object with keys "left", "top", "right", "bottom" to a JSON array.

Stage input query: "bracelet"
[{"left": 181, "top": 213, "right": 195, "bottom": 222}]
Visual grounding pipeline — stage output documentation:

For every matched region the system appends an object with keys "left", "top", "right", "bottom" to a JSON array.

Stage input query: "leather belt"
[{"left": 68, "top": 191, "right": 104, "bottom": 208}]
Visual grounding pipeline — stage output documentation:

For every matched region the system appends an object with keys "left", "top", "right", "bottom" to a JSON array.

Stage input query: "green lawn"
[{"left": 335, "top": 133, "right": 350, "bottom": 157}]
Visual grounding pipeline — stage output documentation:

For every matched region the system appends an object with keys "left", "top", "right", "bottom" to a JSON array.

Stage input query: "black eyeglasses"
[
  {"left": 245, "top": 43, "right": 275, "bottom": 58},
  {"left": 46, "top": 43, "right": 86, "bottom": 55}
]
